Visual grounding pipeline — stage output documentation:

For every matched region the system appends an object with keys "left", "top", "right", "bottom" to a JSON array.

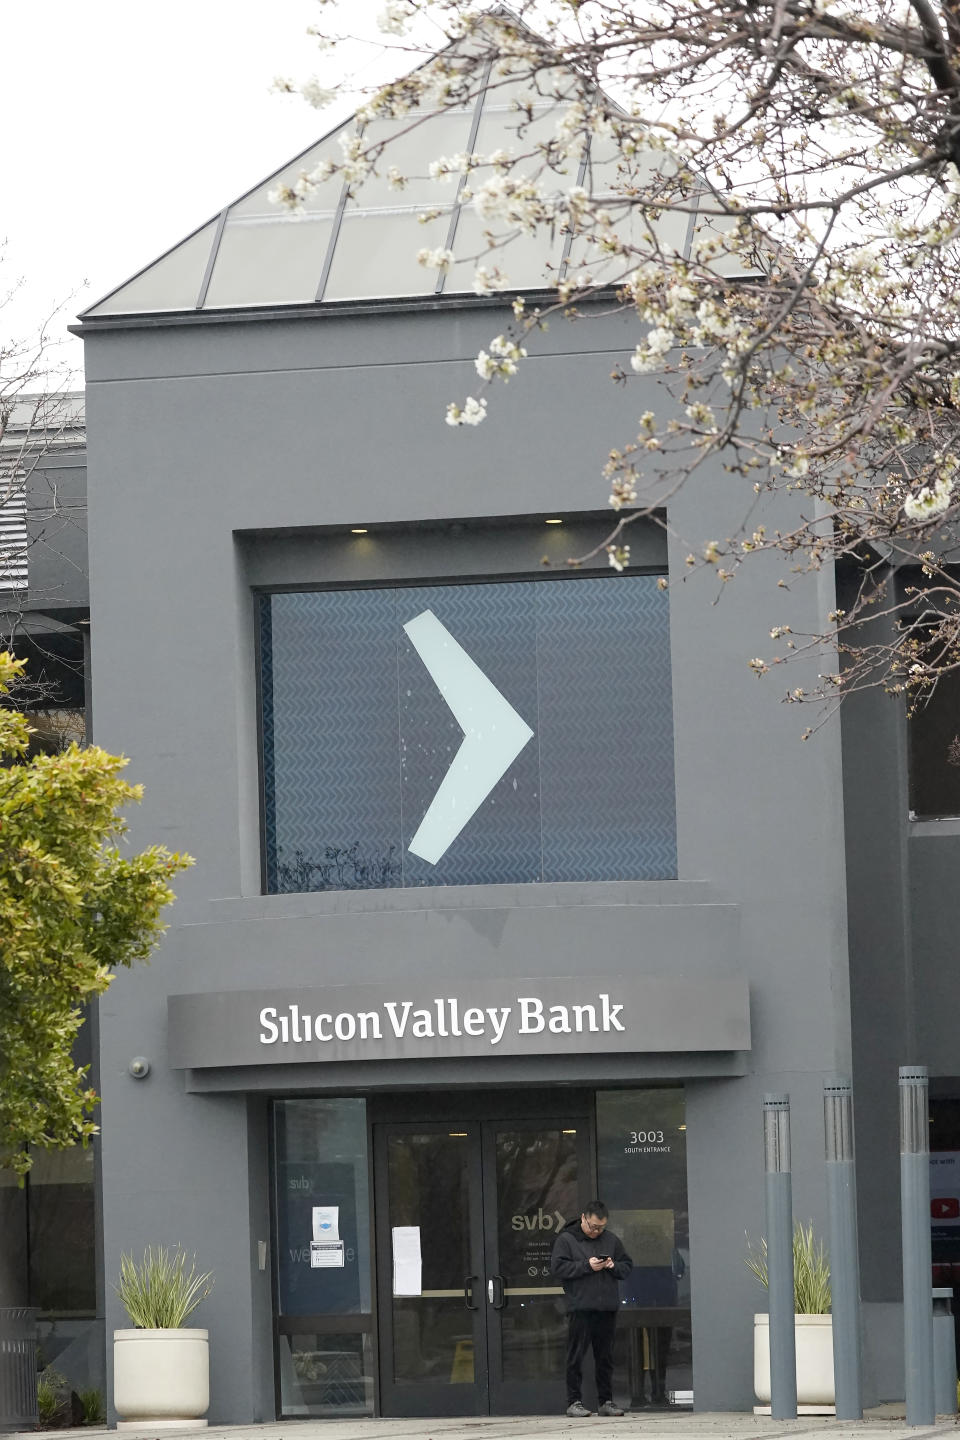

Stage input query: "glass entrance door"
[
  {"left": 482, "top": 1123, "right": 583, "bottom": 1413},
  {"left": 376, "top": 1127, "right": 488, "bottom": 1416},
  {"left": 375, "top": 1119, "right": 589, "bottom": 1416}
]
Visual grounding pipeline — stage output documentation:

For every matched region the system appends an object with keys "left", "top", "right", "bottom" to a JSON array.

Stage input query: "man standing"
[{"left": 550, "top": 1200, "right": 633, "bottom": 1417}]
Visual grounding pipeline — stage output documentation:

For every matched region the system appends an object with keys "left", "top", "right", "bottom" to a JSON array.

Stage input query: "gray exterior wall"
[
  {"left": 839, "top": 601, "right": 960, "bottom": 1389},
  {"left": 25, "top": 451, "right": 89, "bottom": 611},
  {"left": 81, "top": 301, "right": 855, "bottom": 1419}
]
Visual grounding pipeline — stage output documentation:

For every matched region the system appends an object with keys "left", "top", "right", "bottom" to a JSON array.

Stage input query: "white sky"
[{"left": 1, "top": 1, "right": 393, "bottom": 383}]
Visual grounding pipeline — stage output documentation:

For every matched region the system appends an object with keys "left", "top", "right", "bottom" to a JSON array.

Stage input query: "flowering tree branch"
[{"left": 277, "top": 0, "right": 960, "bottom": 710}]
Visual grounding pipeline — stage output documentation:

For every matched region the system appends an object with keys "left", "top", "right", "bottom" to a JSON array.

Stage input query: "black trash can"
[{"left": 0, "top": 1307, "right": 38, "bottom": 1432}]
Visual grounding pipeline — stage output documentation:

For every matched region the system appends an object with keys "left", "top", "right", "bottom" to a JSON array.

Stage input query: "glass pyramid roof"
[{"left": 84, "top": 68, "right": 753, "bottom": 319}]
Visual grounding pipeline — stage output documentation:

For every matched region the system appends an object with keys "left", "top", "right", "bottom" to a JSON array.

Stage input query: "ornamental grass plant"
[
  {"left": 115, "top": 1246, "right": 213, "bottom": 1328},
  {"left": 745, "top": 1220, "right": 832, "bottom": 1314}
]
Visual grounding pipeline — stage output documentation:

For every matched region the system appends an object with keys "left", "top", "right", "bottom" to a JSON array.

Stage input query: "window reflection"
[{"left": 279, "top": 1332, "right": 373, "bottom": 1416}]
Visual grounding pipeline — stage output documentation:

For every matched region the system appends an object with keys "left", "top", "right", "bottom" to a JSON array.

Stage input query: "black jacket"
[{"left": 550, "top": 1217, "right": 633, "bottom": 1312}]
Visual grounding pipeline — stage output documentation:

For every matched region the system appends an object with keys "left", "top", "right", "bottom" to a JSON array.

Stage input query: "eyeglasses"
[{"left": 582, "top": 1217, "right": 607, "bottom": 1234}]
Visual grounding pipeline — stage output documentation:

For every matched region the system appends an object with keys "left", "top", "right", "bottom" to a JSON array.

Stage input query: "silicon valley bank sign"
[{"left": 168, "top": 977, "right": 750, "bottom": 1069}]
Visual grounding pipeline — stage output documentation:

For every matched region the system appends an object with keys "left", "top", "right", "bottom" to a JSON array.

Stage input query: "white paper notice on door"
[
  {"left": 310, "top": 1240, "right": 345, "bottom": 1269},
  {"left": 312, "top": 1205, "right": 340, "bottom": 1243},
  {"left": 392, "top": 1226, "right": 422, "bottom": 1296}
]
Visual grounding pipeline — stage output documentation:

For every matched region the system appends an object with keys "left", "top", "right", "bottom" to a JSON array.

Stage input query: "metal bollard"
[
  {"left": 900, "top": 1066, "right": 935, "bottom": 1426},
  {"left": 763, "top": 1094, "right": 797, "bottom": 1419},
  {"left": 932, "top": 1289, "right": 957, "bottom": 1416},
  {"left": 824, "top": 1078, "right": 862, "bottom": 1419}
]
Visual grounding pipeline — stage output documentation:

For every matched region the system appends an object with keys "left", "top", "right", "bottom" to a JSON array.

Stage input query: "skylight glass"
[
  {"left": 205, "top": 215, "right": 335, "bottom": 308},
  {"left": 345, "top": 111, "right": 475, "bottom": 208},
  {"left": 86, "top": 220, "right": 218, "bottom": 316},
  {"left": 83, "top": 41, "right": 748, "bottom": 318},
  {"left": 472, "top": 100, "right": 584, "bottom": 183},
  {"left": 230, "top": 132, "right": 347, "bottom": 218},
  {"left": 444, "top": 208, "right": 565, "bottom": 293},
  {"left": 323, "top": 209, "right": 454, "bottom": 301}
]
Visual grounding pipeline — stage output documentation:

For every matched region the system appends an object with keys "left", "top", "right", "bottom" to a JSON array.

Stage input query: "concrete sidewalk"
[{"left": 16, "top": 1411, "right": 959, "bottom": 1440}]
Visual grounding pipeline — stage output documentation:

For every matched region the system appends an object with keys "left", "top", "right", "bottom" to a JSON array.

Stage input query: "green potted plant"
[
  {"left": 113, "top": 1247, "right": 213, "bottom": 1430},
  {"left": 747, "top": 1221, "right": 834, "bottom": 1413}
]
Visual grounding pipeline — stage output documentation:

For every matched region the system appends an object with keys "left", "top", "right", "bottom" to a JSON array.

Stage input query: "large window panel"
[
  {"left": 262, "top": 588, "right": 403, "bottom": 893},
  {"left": 27, "top": 1145, "right": 97, "bottom": 1314},
  {"left": 273, "top": 1099, "right": 373, "bottom": 1417},
  {"left": 273, "top": 1098, "right": 371, "bottom": 1318},
  {"left": 597, "top": 1088, "right": 692, "bottom": 1406},
  {"left": 398, "top": 581, "right": 542, "bottom": 887},
  {"left": 908, "top": 666, "right": 960, "bottom": 818},
  {"left": 537, "top": 577, "right": 676, "bottom": 882},
  {"left": 260, "top": 573, "right": 676, "bottom": 891}
]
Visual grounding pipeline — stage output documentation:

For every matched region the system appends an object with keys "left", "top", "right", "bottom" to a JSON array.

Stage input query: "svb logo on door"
[{"left": 510, "top": 1208, "right": 565, "bottom": 1231}]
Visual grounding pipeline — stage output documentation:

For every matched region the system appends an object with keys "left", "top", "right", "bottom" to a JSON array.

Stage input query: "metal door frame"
[
  {"left": 371, "top": 1096, "right": 597, "bottom": 1416},
  {"left": 373, "top": 1121, "right": 489, "bottom": 1416}
]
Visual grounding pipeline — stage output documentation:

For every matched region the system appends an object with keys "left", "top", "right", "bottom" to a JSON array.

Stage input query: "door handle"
[
  {"left": 464, "top": 1274, "right": 479, "bottom": 1310},
  {"left": 488, "top": 1274, "right": 505, "bottom": 1309},
  {"left": 487, "top": 1278, "right": 494, "bottom": 1304}
]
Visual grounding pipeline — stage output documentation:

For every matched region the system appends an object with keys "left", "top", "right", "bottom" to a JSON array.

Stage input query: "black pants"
[{"left": 566, "top": 1309, "right": 618, "bottom": 1405}]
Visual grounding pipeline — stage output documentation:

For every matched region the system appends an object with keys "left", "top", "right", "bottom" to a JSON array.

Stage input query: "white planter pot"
[
  {"left": 114, "top": 1328, "right": 209, "bottom": 1430},
  {"left": 754, "top": 1313, "right": 834, "bottom": 1413}
]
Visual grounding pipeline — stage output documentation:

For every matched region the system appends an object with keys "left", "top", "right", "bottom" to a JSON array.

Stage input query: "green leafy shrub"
[
  {"left": 115, "top": 1246, "right": 213, "bottom": 1328},
  {"left": 745, "top": 1220, "right": 832, "bottom": 1314}
]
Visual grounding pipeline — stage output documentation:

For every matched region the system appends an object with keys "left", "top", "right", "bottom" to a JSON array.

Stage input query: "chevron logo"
[{"left": 403, "top": 609, "right": 534, "bottom": 864}]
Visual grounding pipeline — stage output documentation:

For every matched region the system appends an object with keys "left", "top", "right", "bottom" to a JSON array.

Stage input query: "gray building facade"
[{"left": 64, "top": 85, "right": 959, "bottom": 1423}]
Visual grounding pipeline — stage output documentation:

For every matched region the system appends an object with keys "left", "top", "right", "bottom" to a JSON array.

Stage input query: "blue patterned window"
[{"left": 259, "top": 575, "right": 676, "bottom": 891}]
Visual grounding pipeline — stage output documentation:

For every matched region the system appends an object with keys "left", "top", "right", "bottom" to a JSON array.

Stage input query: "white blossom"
[
  {"left": 429, "top": 153, "right": 473, "bottom": 182},
  {"left": 630, "top": 326, "right": 674, "bottom": 373},
  {"left": 445, "top": 397, "right": 488, "bottom": 427},
  {"left": 685, "top": 401, "right": 716, "bottom": 428},
  {"left": 779, "top": 449, "right": 810, "bottom": 479},
  {"left": 646, "top": 326, "right": 674, "bottom": 356},
  {"left": 300, "top": 78, "right": 336, "bottom": 110},
  {"left": 338, "top": 131, "right": 374, "bottom": 186},
  {"left": 417, "top": 247, "right": 456, "bottom": 273},
  {"left": 666, "top": 283, "right": 698, "bottom": 311},
  {"left": 475, "top": 334, "right": 526, "bottom": 381},
  {"left": 472, "top": 266, "right": 508, "bottom": 294},
  {"left": 904, "top": 474, "right": 955, "bottom": 521},
  {"left": 609, "top": 477, "right": 637, "bottom": 510},
  {"left": 472, "top": 174, "right": 545, "bottom": 233},
  {"left": 308, "top": 159, "right": 335, "bottom": 186},
  {"left": 378, "top": 1, "right": 409, "bottom": 35}
]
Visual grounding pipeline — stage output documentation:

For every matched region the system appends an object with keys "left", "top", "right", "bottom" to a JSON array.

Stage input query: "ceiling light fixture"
[
  {"left": 545, "top": 518, "right": 563, "bottom": 525},
  {"left": 351, "top": 528, "right": 368, "bottom": 535}
]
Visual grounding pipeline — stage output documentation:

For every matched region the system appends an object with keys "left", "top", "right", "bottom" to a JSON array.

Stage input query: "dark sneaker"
[
  {"left": 598, "top": 1401, "right": 625, "bottom": 1416},
  {"left": 566, "top": 1401, "right": 593, "bottom": 1417}
]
